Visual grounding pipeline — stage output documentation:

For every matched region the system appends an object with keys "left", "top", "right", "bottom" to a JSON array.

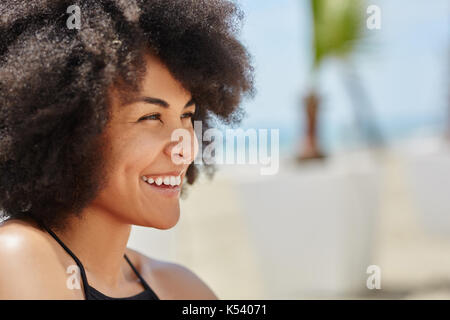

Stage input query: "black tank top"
[{"left": 43, "top": 225, "right": 160, "bottom": 300}]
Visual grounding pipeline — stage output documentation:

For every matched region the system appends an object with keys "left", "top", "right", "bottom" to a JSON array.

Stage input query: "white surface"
[{"left": 230, "top": 151, "right": 382, "bottom": 297}]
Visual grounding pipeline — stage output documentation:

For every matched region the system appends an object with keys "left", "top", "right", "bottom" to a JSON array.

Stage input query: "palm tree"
[{"left": 299, "top": 0, "right": 375, "bottom": 160}]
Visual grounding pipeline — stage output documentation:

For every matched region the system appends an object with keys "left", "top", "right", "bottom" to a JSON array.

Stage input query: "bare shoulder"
[
  {"left": 0, "top": 218, "right": 80, "bottom": 299},
  {"left": 125, "top": 247, "right": 219, "bottom": 300}
]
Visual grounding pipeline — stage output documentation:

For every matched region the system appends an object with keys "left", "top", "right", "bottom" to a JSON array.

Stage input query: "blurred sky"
[{"left": 237, "top": 0, "right": 450, "bottom": 154}]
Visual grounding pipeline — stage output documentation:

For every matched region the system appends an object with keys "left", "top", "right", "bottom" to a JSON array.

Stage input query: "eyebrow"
[{"left": 133, "top": 96, "right": 195, "bottom": 108}]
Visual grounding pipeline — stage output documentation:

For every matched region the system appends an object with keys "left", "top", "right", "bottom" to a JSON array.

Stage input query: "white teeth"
[{"left": 143, "top": 175, "right": 183, "bottom": 186}]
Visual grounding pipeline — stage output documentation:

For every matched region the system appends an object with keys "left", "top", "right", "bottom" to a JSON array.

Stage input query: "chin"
[{"left": 139, "top": 208, "right": 181, "bottom": 230}]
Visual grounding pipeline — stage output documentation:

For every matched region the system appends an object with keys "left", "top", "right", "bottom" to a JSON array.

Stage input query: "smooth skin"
[{"left": 0, "top": 53, "right": 217, "bottom": 300}]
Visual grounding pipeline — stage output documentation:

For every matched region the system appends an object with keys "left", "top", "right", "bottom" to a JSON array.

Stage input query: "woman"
[{"left": 0, "top": 0, "right": 254, "bottom": 299}]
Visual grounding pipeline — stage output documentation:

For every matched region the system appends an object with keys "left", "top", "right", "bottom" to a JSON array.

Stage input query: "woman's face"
[{"left": 89, "top": 54, "right": 197, "bottom": 229}]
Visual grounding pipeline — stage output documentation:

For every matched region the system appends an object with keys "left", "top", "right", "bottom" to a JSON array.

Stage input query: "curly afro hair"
[{"left": 0, "top": 0, "right": 255, "bottom": 230}]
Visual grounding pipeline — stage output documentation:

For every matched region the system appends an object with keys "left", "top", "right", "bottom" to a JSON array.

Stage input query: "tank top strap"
[
  {"left": 124, "top": 254, "right": 159, "bottom": 299},
  {"left": 42, "top": 224, "right": 159, "bottom": 300},
  {"left": 42, "top": 224, "right": 91, "bottom": 298}
]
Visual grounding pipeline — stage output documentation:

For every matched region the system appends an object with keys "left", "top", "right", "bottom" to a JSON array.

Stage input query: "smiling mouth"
[
  {"left": 141, "top": 175, "right": 182, "bottom": 188},
  {"left": 142, "top": 175, "right": 182, "bottom": 187},
  {"left": 140, "top": 175, "right": 182, "bottom": 197},
  {"left": 141, "top": 167, "right": 187, "bottom": 187},
  {"left": 140, "top": 168, "right": 186, "bottom": 196}
]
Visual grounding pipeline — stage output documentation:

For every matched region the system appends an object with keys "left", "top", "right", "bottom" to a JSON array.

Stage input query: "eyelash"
[{"left": 138, "top": 112, "right": 195, "bottom": 122}]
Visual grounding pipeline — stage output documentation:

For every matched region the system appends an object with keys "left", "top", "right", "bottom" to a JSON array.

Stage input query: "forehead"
[
  {"left": 138, "top": 54, "right": 191, "bottom": 103},
  {"left": 108, "top": 53, "right": 193, "bottom": 116}
]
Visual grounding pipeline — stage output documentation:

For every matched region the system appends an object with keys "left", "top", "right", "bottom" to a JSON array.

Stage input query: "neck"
[{"left": 56, "top": 206, "right": 132, "bottom": 287}]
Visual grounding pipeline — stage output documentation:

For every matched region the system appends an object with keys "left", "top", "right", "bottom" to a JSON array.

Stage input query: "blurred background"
[{"left": 129, "top": 0, "right": 450, "bottom": 299}]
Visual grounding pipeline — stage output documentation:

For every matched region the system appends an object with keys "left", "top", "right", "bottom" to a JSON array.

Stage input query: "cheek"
[
  {"left": 100, "top": 129, "right": 161, "bottom": 198},
  {"left": 114, "top": 132, "right": 161, "bottom": 176},
  {"left": 93, "top": 131, "right": 162, "bottom": 213}
]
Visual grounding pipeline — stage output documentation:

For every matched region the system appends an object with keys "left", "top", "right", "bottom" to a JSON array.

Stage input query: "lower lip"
[{"left": 142, "top": 180, "right": 181, "bottom": 197}]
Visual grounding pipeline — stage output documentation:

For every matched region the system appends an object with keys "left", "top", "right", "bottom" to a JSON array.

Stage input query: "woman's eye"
[
  {"left": 138, "top": 114, "right": 161, "bottom": 122},
  {"left": 138, "top": 112, "right": 194, "bottom": 123},
  {"left": 181, "top": 112, "right": 195, "bottom": 119}
]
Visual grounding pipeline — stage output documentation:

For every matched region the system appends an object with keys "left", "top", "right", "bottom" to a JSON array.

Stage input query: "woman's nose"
[{"left": 164, "top": 129, "right": 198, "bottom": 165}]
